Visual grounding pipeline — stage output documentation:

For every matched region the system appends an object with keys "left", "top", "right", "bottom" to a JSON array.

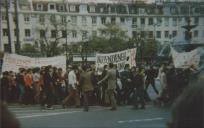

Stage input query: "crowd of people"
[
  {"left": 0, "top": 62, "right": 198, "bottom": 111},
  {"left": 1, "top": 69, "right": 203, "bottom": 128}
]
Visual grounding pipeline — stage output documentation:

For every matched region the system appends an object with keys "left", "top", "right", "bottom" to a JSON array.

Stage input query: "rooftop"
[{"left": 32, "top": 0, "right": 147, "bottom": 4}]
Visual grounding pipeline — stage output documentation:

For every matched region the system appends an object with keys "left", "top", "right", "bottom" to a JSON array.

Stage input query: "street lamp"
[
  {"left": 82, "top": 32, "right": 88, "bottom": 65},
  {"left": 65, "top": 20, "right": 71, "bottom": 71},
  {"left": 85, "top": 41, "right": 88, "bottom": 65},
  {"left": 153, "top": 23, "right": 159, "bottom": 40},
  {"left": 136, "top": 33, "right": 143, "bottom": 64}
]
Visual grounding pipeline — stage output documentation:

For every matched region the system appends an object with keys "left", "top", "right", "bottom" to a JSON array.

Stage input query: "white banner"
[
  {"left": 96, "top": 48, "right": 136, "bottom": 74},
  {"left": 171, "top": 47, "right": 201, "bottom": 68},
  {"left": 2, "top": 54, "right": 66, "bottom": 72}
]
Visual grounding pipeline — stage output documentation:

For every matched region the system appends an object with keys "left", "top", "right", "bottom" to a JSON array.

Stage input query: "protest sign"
[
  {"left": 171, "top": 47, "right": 201, "bottom": 68},
  {"left": 96, "top": 48, "right": 136, "bottom": 74},
  {"left": 2, "top": 54, "right": 66, "bottom": 72}
]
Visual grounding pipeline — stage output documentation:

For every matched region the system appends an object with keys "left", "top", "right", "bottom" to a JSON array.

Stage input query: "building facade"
[{"left": 0, "top": 0, "right": 204, "bottom": 53}]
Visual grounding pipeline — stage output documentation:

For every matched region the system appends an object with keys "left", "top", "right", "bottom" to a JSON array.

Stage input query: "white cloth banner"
[
  {"left": 2, "top": 54, "right": 66, "bottom": 72},
  {"left": 171, "top": 47, "right": 201, "bottom": 68},
  {"left": 96, "top": 48, "right": 136, "bottom": 74}
]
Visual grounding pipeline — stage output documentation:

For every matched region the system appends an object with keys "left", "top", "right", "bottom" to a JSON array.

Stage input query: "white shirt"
[
  {"left": 33, "top": 73, "right": 40, "bottom": 82},
  {"left": 68, "top": 70, "right": 77, "bottom": 89},
  {"left": 157, "top": 67, "right": 163, "bottom": 80}
]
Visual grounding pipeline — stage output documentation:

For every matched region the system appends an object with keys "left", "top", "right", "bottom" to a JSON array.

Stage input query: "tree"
[
  {"left": 143, "top": 39, "right": 158, "bottom": 63},
  {"left": 35, "top": 15, "right": 65, "bottom": 57},
  {"left": 138, "top": 38, "right": 160, "bottom": 65},
  {"left": 88, "top": 23, "right": 129, "bottom": 53},
  {"left": 20, "top": 43, "right": 40, "bottom": 57},
  {"left": 39, "top": 39, "right": 63, "bottom": 57},
  {"left": 132, "top": 37, "right": 159, "bottom": 64},
  {"left": 21, "top": 43, "right": 38, "bottom": 53}
]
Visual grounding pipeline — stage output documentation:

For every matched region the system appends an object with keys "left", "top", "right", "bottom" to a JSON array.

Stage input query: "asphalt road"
[{"left": 9, "top": 104, "right": 170, "bottom": 128}]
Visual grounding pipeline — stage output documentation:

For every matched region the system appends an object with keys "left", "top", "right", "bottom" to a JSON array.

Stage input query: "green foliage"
[
  {"left": 21, "top": 43, "right": 39, "bottom": 53},
  {"left": 20, "top": 43, "right": 42, "bottom": 57},
  {"left": 39, "top": 40, "right": 63, "bottom": 57},
  {"left": 88, "top": 23, "right": 130, "bottom": 53},
  {"left": 72, "top": 23, "right": 159, "bottom": 64},
  {"left": 133, "top": 38, "right": 158, "bottom": 63},
  {"left": 143, "top": 39, "right": 158, "bottom": 58},
  {"left": 35, "top": 19, "right": 65, "bottom": 57},
  {"left": 69, "top": 43, "right": 80, "bottom": 53}
]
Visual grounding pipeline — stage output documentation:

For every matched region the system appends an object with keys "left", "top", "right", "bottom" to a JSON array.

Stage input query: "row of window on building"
[
  {"left": 1, "top": 28, "right": 85, "bottom": 39},
  {"left": 133, "top": 30, "right": 203, "bottom": 39},
  {"left": 2, "top": 13, "right": 203, "bottom": 27},
  {"left": 34, "top": 3, "right": 160, "bottom": 14},
  {"left": 2, "top": 28, "right": 204, "bottom": 39},
  {"left": 33, "top": 2, "right": 204, "bottom": 15}
]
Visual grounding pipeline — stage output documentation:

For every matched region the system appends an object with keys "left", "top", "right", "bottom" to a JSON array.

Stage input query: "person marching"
[
  {"left": 120, "top": 64, "right": 132, "bottom": 105},
  {"left": 98, "top": 63, "right": 117, "bottom": 111},
  {"left": 42, "top": 66, "right": 55, "bottom": 109},
  {"left": 145, "top": 65, "right": 158, "bottom": 101},
  {"left": 100, "top": 65, "right": 109, "bottom": 106},
  {"left": 132, "top": 67, "right": 146, "bottom": 109},
  {"left": 79, "top": 65, "right": 94, "bottom": 111},
  {"left": 62, "top": 65, "right": 80, "bottom": 108}
]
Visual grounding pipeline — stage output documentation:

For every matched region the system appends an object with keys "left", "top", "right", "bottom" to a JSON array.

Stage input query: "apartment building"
[{"left": 0, "top": 0, "right": 204, "bottom": 53}]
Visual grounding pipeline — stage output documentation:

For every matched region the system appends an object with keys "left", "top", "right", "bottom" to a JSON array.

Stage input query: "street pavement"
[
  {"left": 9, "top": 104, "right": 170, "bottom": 128},
  {"left": 8, "top": 80, "right": 171, "bottom": 128}
]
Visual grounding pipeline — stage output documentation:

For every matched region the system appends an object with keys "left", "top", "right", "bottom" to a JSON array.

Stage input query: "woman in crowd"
[
  {"left": 24, "top": 69, "right": 34, "bottom": 104},
  {"left": 33, "top": 68, "right": 40, "bottom": 103}
]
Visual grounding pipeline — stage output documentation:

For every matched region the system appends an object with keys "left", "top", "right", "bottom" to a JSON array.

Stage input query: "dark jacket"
[
  {"left": 132, "top": 73, "right": 144, "bottom": 88},
  {"left": 44, "top": 72, "right": 53, "bottom": 91}
]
